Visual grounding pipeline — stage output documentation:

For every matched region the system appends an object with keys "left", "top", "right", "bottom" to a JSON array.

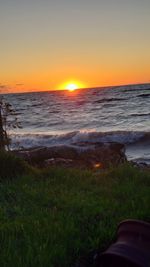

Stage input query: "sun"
[
  {"left": 66, "top": 83, "right": 78, "bottom": 92},
  {"left": 58, "top": 80, "right": 85, "bottom": 91}
]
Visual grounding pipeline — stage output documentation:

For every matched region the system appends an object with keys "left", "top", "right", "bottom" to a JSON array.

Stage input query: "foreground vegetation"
[{"left": 0, "top": 152, "right": 150, "bottom": 267}]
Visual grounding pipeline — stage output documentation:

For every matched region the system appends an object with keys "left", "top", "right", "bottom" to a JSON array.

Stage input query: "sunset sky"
[{"left": 0, "top": 0, "right": 150, "bottom": 93}]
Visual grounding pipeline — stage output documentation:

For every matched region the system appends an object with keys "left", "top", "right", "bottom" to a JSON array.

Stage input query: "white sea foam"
[{"left": 10, "top": 130, "right": 148, "bottom": 150}]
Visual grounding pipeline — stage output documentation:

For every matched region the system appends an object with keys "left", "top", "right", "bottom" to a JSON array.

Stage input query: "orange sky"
[{"left": 0, "top": 0, "right": 150, "bottom": 93}]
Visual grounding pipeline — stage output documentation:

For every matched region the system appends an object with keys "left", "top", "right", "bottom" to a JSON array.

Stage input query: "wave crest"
[{"left": 10, "top": 130, "right": 149, "bottom": 149}]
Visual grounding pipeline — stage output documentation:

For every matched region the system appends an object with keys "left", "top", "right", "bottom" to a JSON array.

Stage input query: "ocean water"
[{"left": 3, "top": 83, "right": 150, "bottom": 164}]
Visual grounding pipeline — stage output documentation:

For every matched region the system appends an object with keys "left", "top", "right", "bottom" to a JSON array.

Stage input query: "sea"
[{"left": 3, "top": 83, "right": 150, "bottom": 165}]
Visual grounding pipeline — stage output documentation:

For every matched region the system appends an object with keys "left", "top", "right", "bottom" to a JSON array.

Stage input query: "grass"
[
  {"left": 0, "top": 152, "right": 150, "bottom": 266},
  {"left": 0, "top": 151, "right": 28, "bottom": 180}
]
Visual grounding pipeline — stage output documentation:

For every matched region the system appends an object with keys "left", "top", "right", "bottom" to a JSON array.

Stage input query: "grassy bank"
[{"left": 0, "top": 152, "right": 150, "bottom": 267}]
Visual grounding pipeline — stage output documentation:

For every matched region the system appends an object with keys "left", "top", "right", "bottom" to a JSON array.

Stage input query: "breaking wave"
[{"left": 10, "top": 130, "right": 150, "bottom": 150}]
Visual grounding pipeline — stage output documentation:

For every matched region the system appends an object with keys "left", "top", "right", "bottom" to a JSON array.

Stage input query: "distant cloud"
[
  {"left": 16, "top": 83, "right": 24, "bottom": 86},
  {"left": 0, "top": 84, "right": 8, "bottom": 89},
  {"left": 0, "top": 83, "right": 24, "bottom": 93},
  {"left": 0, "top": 84, "right": 11, "bottom": 93}
]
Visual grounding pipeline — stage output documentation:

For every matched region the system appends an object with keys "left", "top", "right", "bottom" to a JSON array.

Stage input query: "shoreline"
[
  {"left": 10, "top": 130, "right": 150, "bottom": 167},
  {"left": 12, "top": 141, "right": 150, "bottom": 170}
]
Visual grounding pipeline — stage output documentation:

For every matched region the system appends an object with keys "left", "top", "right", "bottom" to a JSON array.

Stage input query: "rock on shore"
[{"left": 13, "top": 142, "right": 127, "bottom": 169}]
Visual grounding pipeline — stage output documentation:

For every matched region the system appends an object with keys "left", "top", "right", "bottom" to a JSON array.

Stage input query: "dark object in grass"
[
  {"left": 98, "top": 219, "right": 150, "bottom": 267},
  {"left": 74, "top": 220, "right": 150, "bottom": 267}
]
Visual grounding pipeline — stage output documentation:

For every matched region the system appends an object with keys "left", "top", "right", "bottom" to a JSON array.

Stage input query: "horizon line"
[{"left": 1, "top": 81, "right": 150, "bottom": 95}]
